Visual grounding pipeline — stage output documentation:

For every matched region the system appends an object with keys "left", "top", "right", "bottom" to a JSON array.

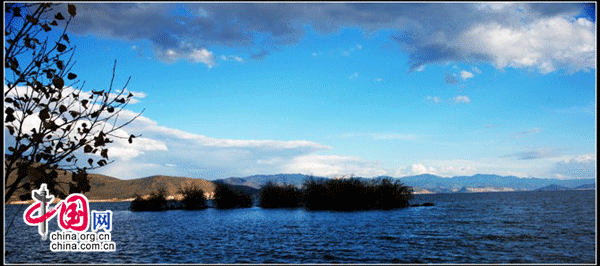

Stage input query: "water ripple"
[{"left": 4, "top": 190, "right": 595, "bottom": 263}]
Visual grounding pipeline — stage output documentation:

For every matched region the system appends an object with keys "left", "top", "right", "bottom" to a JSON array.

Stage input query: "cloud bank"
[
  {"left": 6, "top": 88, "right": 592, "bottom": 180},
  {"left": 64, "top": 3, "right": 595, "bottom": 73},
  {"left": 551, "top": 154, "right": 597, "bottom": 179},
  {"left": 93, "top": 108, "right": 334, "bottom": 179}
]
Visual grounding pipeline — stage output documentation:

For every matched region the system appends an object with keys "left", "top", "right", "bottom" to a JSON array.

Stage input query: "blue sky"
[{"left": 6, "top": 3, "right": 596, "bottom": 180}]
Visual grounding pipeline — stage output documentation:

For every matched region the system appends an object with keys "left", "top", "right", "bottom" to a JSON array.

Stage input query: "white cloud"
[
  {"left": 106, "top": 133, "right": 168, "bottom": 161},
  {"left": 460, "top": 70, "right": 474, "bottom": 80},
  {"left": 188, "top": 48, "right": 216, "bottom": 68},
  {"left": 129, "top": 90, "right": 147, "bottom": 99},
  {"left": 5, "top": 85, "right": 337, "bottom": 179},
  {"left": 221, "top": 55, "right": 244, "bottom": 63},
  {"left": 414, "top": 65, "right": 426, "bottom": 72},
  {"left": 99, "top": 162, "right": 170, "bottom": 180},
  {"left": 115, "top": 89, "right": 147, "bottom": 104},
  {"left": 163, "top": 49, "right": 178, "bottom": 61},
  {"left": 396, "top": 163, "right": 477, "bottom": 177},
  {"left": 474, "top": 3, "right": 516, "bottom": 12},
  {"left": 341, "top": 44, "right": 363, "bottom": 57},
  {"left": 349, "top": 72, "right": 359, "bottom": 79},
  {"left": 6, "top": 94, "right": 591, "bottom": 180},
  {"left": 155, "top": 47, "right": 217, "bottom": 68},
  {"left": 457, "top": 16, "right": 596, "bottom": 74},
  {"left": 4, "top": 85, "right": 147, "bottom": 139},
  {"left": 281, "top": 154, "right": 387, "bottom": 177},
  {"left": 395, "top": 157, "right": 552, "bottom": 178},
  {"left": 551, "top": 153, "right": 596, "bottom": 179},
  {"left": 453, "top": 95, "right": 471, "bottom": 103},
  {"left": 78, "top": 107, "right": 335, "bottom": 179},
  {"left": 426, "top": 96, "right": 441, "bottom": 103},
  {"left": 395, "top": 163, "right": 478, "bottom": 178},
  {"left": 374, "top": 78, "right": 383, "bottom": 82},
  {"left": 66, "top": 3, "right": 593, "bottom": 73},
  {"left": 409, "top": 164, "right": 437, "bottom": 175}
]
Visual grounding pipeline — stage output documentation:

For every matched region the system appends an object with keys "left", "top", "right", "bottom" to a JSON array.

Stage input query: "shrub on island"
[
  {"left": 213, "top": 183, "right": 253, "bottom": 209},
  {"left": 302, "top": 176, "right": 413, "bottom": 211},
  {"left": 410, "top": 202, "right": 435, "bottom": 207},
  {"left": 130, "top": 186, "right": 168, "bottom": 211},
  {"left": 371, "top": 177, "right": 413, "bottom": 210},
  {"left": 258, "top": 182, "right": 303, "bottom": 208},
  {"left": 178, "top": 182, "right": 208, "bottom": 210}
]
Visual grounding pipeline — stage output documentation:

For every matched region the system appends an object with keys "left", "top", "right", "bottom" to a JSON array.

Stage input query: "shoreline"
[{"left": 6, "top": 188, "right": 594, "bottom": 205}]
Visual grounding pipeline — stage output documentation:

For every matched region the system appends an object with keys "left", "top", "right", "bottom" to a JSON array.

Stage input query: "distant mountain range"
[
  {"left": 535, "top": 183, "right": 596, "bottom": 191},
  {"left": 214, "top": 173, "right": 596, "bottom": 194},
  {"left": 395, "top": 174, "right": 595, "bottom": 193},
  {"left": 574, "top": 183, "right": 596, "bottom": 190},
  {"left": 6, "top": 168, "right": 595, "bottom": 203},
  {"left": 535, "top": 184, "right": 572, "bottom": 191}
]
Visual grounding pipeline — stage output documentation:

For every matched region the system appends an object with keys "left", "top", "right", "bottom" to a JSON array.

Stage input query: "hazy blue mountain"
[
  {"left": 213, "top": 180, "right": 261, "bottom": 196},
  {"left": 535, "top": 184, "right": 571, "bottom": 191},
  {"left": 394, "top": 174, "right": 595, "bottom": 192},
  {"left": 574, "top": 183, "right": 596, "bottom": 190},
  {"left": 215, "top": 173, "right": 595, "bottom": 193}
]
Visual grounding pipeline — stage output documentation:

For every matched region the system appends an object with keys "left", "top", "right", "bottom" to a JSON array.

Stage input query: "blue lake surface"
[{"left": 4, "top": 190, "right": 596, "bottom": 263}]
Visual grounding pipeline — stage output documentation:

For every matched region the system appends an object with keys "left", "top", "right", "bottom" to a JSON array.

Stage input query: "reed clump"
[
  {"left": 178, "top": 182, "right": 207, "bottom": 210},
  {"left": 302, "top": 176, "right": 413, "bottom": 211},
  {"left": 213, "top": 183, "right": 253, "bottom": 209},
  {"left": 258, "top": 182, "right": 303, "bottom": 208},
  {"left": 130, "top": 186, "right": 168, "bottom": 211}
]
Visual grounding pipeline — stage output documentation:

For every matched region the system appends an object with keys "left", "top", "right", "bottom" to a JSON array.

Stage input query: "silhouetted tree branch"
[{"left": 4, "top": 3, "right": 142, "bottom": 202}]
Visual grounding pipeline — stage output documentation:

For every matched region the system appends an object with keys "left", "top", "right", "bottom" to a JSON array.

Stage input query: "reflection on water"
[{"left": 4, "top": 190, "right": 595, "bottom": 263}]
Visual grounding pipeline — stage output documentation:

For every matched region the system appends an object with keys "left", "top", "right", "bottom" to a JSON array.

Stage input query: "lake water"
[{"left": 4, "top": 190, "right": 596, "bottom": 264}]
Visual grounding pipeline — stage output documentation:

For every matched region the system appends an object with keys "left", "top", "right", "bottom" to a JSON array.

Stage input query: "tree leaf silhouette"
[
  {"left": 52, "top": 77, "right": 64, "bottom": 89},
  {"left": 84, "top": 145, "right": 93, "bottom": 153},
  {"left": 68, "top": 4, "right": 76, "bottom": 17},
  {"left": 56, "top": 43, "right": 66, "bottom": 52},
  {"left": 38, "top": 109, "right": 50, "bottom": 120}
]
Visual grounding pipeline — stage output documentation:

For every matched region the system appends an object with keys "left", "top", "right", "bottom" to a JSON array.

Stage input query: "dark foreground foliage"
[
  {"left": 302, "top": 177, "right": 413, "bottom": 211},
  {"left": 258, "top": 182, "right": 303, "bottom": 208},
  {"left": 130, "top": 186, "right": 168, "bottom": 211},
  {"left": 213, "top": 183, "right": 253, "bottom": 209},
  {"left": 130, "top": 177, "right": 414, "bottom": 212},
  {"left": 178, "top": 183, "right": 207, "bottom": 210}
]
